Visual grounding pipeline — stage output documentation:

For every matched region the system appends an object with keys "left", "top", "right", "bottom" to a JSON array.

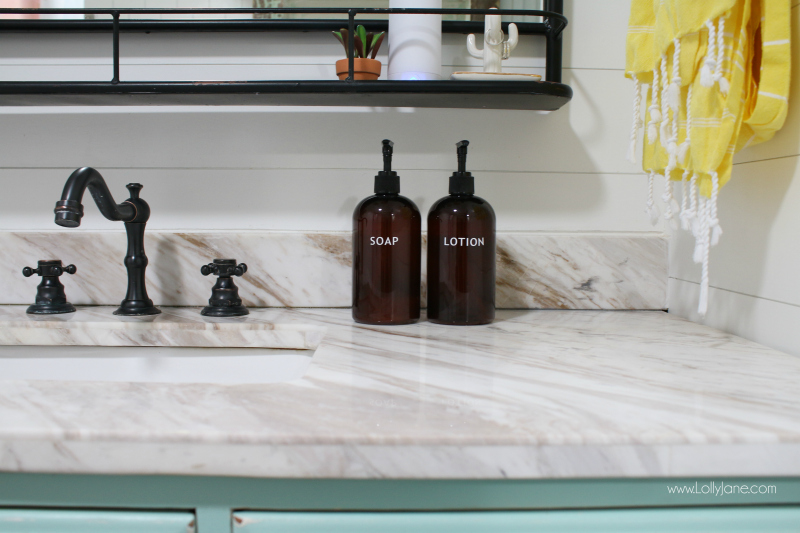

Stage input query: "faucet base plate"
[
  {"left": 113, "top": 299, "right": 161, "bottom": 316},
  {"left": 201, "top": 305, "right": 249, "bottom": 318},
  {"left": 26, "top": 302, "right": 77, "bottom": 315}
]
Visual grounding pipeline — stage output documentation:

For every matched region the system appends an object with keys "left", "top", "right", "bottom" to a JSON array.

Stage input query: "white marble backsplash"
[{"left": 0, "top": 231, "right": 667, "bottom": 309}]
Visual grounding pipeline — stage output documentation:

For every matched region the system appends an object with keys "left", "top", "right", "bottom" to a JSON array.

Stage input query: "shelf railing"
[{"left": 0, "top": 2, "right": 569, "bottom": 110}]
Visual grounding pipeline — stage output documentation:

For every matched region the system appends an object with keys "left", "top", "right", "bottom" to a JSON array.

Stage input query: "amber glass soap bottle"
[
  {"left": 352, "top": 139, "right": 421, "bottom": 324},
  {"left": 427, "top": 140, "right": 496, "bottom": 325}
]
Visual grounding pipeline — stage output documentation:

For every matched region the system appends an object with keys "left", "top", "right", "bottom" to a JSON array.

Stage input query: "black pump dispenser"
[
  {"left": 427, "top": 139, "right": 496, "bottom": 325},
  {"left": 352, "top": 139, "right": 421, "bottom": 325},
  {"left": 448, "top": 140, "right": 474, "bottom": 195},
  {"left": 375, "top": 139, "right": 400, "bottom": 194}
]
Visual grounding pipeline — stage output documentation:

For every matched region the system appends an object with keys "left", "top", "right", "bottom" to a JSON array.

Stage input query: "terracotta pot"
[{"left": 336, "top": 58, "right": 381, "bottom": 81}]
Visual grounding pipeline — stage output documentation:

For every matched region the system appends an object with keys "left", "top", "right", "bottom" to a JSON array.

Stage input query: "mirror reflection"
[{"left": 0, "top": 1, "right": 544, "bottom": 22}]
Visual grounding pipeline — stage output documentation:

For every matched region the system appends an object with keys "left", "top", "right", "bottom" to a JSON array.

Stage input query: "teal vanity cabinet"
[
  {"left": 233, "top": 508, "right": 800, "bottom": 533},
  {"left": 0, "top": 509, "right": 194, "bottom": 533},
  {"left": 2, "top": 475, "right": 800, "bottom": 533}
]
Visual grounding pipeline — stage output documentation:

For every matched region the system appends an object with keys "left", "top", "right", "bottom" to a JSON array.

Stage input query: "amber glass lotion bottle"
[
  {"left": 427, "top": 140, "right": 496, "bottom": 325},
  {"left": 352, "top": 139, "right": 421, "bottom": 324}
]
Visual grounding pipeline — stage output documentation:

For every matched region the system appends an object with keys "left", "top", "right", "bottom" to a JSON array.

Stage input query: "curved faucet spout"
[
  {"left": 52, "top": 167, "right": 160, "bottom": 316},
  {"left": 54, "top": 167, "right": 136, "bottom": 228}
]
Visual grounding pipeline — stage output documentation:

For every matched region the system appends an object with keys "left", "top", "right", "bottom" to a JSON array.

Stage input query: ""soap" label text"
[{"left": 370, "top": 236, "right": 399, "bottom": 246}]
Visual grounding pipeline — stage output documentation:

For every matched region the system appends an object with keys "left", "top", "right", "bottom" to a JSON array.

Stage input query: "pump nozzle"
[
  {"left": 456, "top": 140, "right": 469, "bottom": 174},
  {"left": 382, "top": 139, "right": 394, "bottom": 172},
  {"left": 449, "top": 140, "right": 474, "bottom": 195},
  {"left": 375, "top": 139, "right": 400, "bottom": 194}
]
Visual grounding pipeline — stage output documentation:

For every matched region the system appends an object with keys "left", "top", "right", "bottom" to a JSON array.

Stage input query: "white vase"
[{"left": 388, "top": 0, "right": 443, "bottom": 81}]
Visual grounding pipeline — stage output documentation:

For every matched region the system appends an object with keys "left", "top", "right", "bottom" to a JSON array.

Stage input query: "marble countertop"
[{"left": 1, "top": 307, "right": 799, "bottom": 479}]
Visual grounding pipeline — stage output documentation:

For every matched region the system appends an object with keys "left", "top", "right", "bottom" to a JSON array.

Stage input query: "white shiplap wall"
[
  {"left": 0, "top": 1, "right": 655, "bottom": 234},
  {"left": 5, "top": 1, "right": 798, "bottom": 354},
  {"left": 668, "top": 2, "right": 800, "bottom": 356}
]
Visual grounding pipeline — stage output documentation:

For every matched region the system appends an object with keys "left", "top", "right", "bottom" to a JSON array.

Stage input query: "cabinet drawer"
[
  {"left": 0, "top": 509, "right": 194, "bottom": 533},
  {"left": 233, "top": 507, "right": 800, "bottom": 533}
]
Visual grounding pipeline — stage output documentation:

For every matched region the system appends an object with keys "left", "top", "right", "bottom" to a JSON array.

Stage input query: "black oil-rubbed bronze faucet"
[{"left": 54, "top": 167, "right": 160, "bottom": 316}]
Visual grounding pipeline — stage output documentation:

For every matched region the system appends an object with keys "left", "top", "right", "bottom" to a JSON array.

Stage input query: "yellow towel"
[{"left": 625, "top": 0, "right": 791, "bottom": 315}]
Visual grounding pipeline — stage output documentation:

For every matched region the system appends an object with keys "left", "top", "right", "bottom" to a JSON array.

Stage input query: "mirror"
[{"left": 0, "top": 1, "right": 545, "bottom": 23}]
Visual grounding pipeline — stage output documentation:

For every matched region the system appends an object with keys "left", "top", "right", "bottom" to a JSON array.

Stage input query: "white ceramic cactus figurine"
[{"left": 466, "top": 8, "right": 519, "bottom": 73}]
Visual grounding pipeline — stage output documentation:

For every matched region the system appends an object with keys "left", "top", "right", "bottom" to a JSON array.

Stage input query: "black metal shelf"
[
  {"left": 0, "top": 19, "right": 547, "bottom": 36},
  {"left": 0, "top": 80, "right": 571, "bottom": 110},
  {"left": 0, "top": 2, "right": 570, "bottom": 111}
]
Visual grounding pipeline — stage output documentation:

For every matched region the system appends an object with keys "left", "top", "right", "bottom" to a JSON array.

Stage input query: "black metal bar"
[
  {"left": 0, "top": 80, "right": 572, "bottom": 95},
  {"left": 0, "top": 80, "right": 573, "bottom": 111},
  {"left": 112, "top": 12, "right": 120, "bottom": 84},
  {"left": 0, "top": 7, "right": 565, "bottom": 23},
  {"left": 347, "top": 10, "right": 355, "bottom": 82},
  {"left": 544, "top": 0, "right": 564, "bottom": 83},
  {"left": 0, "top": 19, "right": 549, "bottom": 36}
]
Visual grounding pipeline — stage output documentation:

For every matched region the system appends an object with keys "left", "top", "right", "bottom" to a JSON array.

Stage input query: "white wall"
[
  {"left": 0, "top": 1, "right": 656, "bottom": 234},
  {"left": 668, "top": 1, "right": 800, "bottom": 356},
  {"left": 5, "top": 1, "right": 798, "bottom": 353}
]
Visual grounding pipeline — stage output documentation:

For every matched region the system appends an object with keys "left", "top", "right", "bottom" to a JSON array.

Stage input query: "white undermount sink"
[{"left": 0, "top": 345, "right": 314, "bottom": 385}]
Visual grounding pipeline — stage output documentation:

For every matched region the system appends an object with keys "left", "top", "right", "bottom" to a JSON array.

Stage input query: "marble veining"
[
  {"left": 1, "top": 308, "right": 799, "bottom": 479},
  {"left": 0, "top": 306, "right": 325, "bottom": 349},
  {"left": 0, "top": 231, "right": 667, "bottom": 309}
]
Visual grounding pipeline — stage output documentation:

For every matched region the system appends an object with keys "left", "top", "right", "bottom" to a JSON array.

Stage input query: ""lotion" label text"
[{"left": 443, "top": 237, "right": 485, "bottom": 247}]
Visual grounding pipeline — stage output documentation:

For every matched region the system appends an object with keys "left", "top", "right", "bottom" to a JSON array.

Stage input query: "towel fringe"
[
  {"left": 626, "top": 73, "right": 643, "bottom": 163},
  {"left": 688, "top": 173, "right": 699, "bottom": 236},
  {"left": 718, "top": 74, "right": 731, "bottom": 94},
  {"left": 677, "top": 143, "right": 690, "bottom": 164},
  {"left": 701, "top": 15, "right": 730, "bottom": 93},
  {"left": 692, "top": 182, "right": 707, "bottom": 264},
  {"left": 678, "top": 85, "right": 692, "bottom": 164},
  {"left": 714, "top": 14, "right": 730, "bottom": 94},
  {"left": 693, "top": 195, "right": 708, "bottom": 262},
  {"left": 646, "top": 170, "right": 660, "bottom": 226},
  {"left": 647, "top": 65, "right": 661, "bottom": 143},
  {"left": 667, "top": 38, "right": 682, "bottom": 111},
  {"left": 662, "top": 173, "right": 674, "bottom": 219},
  {"left": 667, "top": 142, "right": 678, "bottom": 169},
  {"left": 659, "top": 54, "right": 671, "bottom": 146},
  {"left": 661, "top": 174, "right": 680, "bottom": 229},
  {"left": 666, "top": 66, "right": 680, "bottom": 169},
  {"left": 701, "top": 19, "right": 717, "bottom": 86},
  {"left": 679, "top": 170, "right": 691, "bottom": 231},
  {"left": 710, "top": 171, "right": 723, "bottom": 245}
]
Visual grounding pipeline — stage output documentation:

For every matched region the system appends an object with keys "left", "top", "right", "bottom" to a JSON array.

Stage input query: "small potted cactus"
[{"left": 332, "top": 25, "right": 385, "bottom": 80}]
